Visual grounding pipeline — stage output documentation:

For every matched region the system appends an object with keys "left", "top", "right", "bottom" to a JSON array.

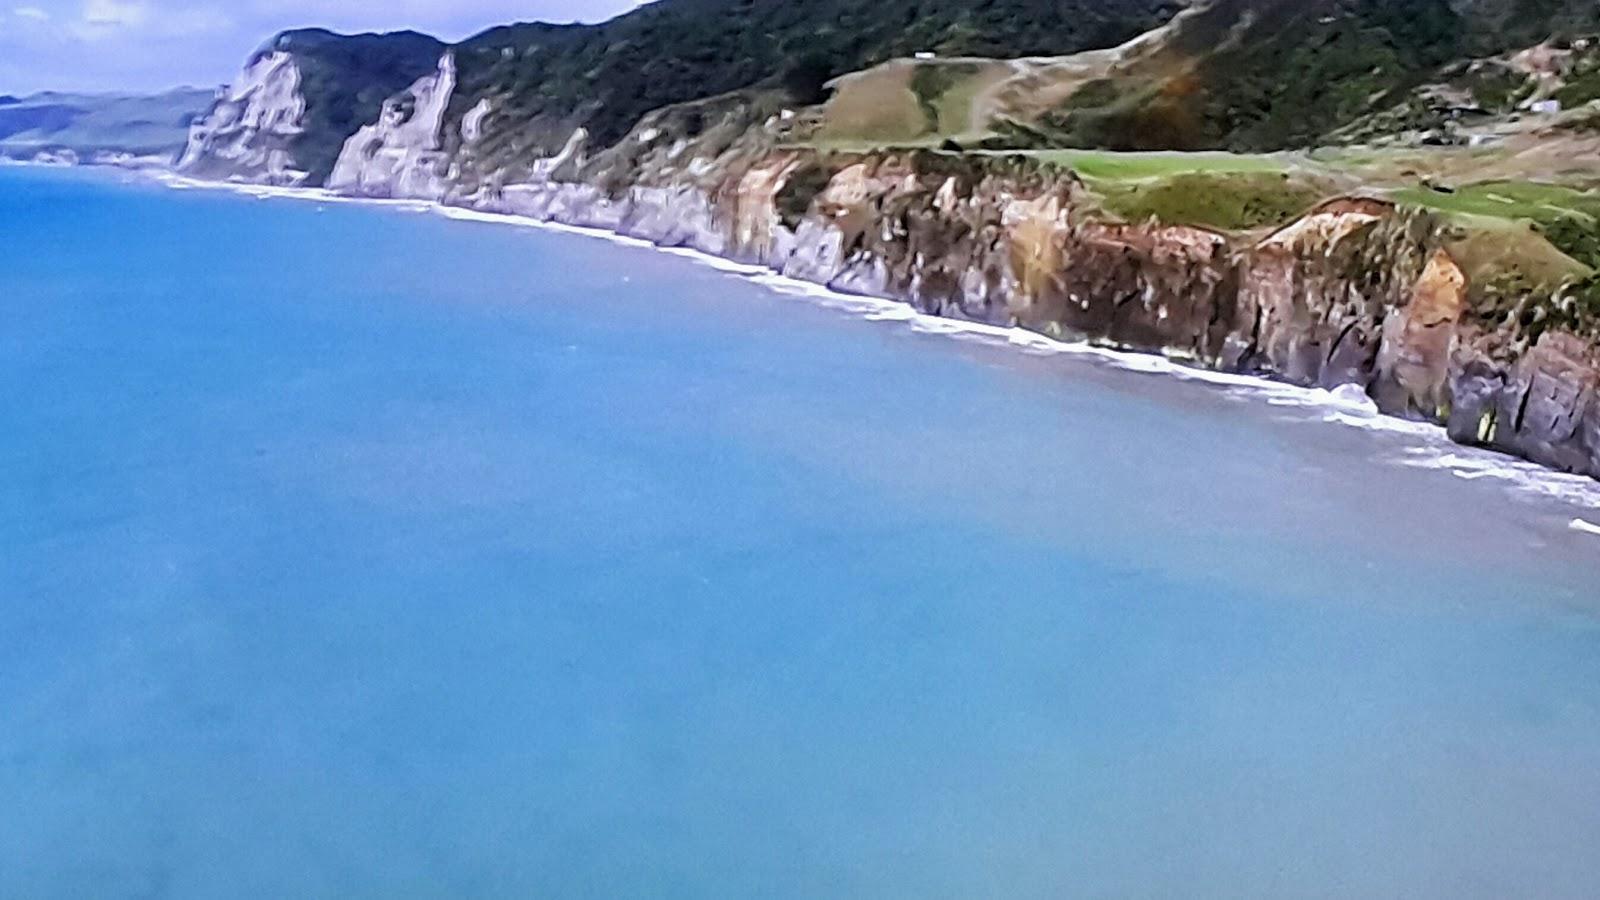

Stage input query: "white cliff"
[
  {"left": 461, "top": 99, "right": 493, "bottom": 144},
  {"left": 177, "top": 51, "right": 309, "bottom": 185},
  {"left": 327, "top": 54, "right": 458, "bottom": 200}
]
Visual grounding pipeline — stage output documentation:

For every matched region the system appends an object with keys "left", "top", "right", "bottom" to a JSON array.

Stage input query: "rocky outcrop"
[
  {"left": 1449, "top": 331, "right": 1600, "bottom": 474},
  {"left": 1229, "top": 198, "right": 1454, "bottom": 403},
  {"left": 1373, "top": 249, "right": 1469, "bottom": 418},
  {"left": 177, "top": 50, "right": 308, "bottom": 185},
  {"left": 327, "top": 54, "right": 458, "bottom": 199}
]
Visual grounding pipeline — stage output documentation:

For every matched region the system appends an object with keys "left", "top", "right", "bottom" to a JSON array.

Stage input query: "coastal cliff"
[
  {"left": 173, "top": 4, "right": 1600, "bottom": 482},
  {"left": 303, "top": 99, "right": 1600, "bottom": 478},
  {"left": 178, "top": 29, "right": 444, "bottom": 185},
  {"left": 326, "top": 54, "right": 458, "bottom": 199},
  {"left": 478, "top": 141, "right": 1600, "bottom": 479},
  {"left": 177, "top": 50, "right": 308, "bottom": 184}
]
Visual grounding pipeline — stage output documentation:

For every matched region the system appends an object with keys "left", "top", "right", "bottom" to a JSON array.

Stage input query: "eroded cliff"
[
  {"left": 327, "top": 55, "right": 458, "bottom": 199},
  {"left": 479, "top": 134, "right": 1600, "bottom": 481},
  {"left": 179, "top": 29, "right": 445, "bottom": 185},
  {"left": 177, "top": 50, "right": 309, "bottom": 184}
]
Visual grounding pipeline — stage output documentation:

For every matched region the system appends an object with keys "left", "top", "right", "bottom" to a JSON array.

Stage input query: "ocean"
[{"left": 3, "top": 165, "right": 1599, "bottom": 897}]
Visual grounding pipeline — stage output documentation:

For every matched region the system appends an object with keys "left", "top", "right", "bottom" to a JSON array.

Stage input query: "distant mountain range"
[{"left": 0, "top": 88, "right": 213, "bottom": 163}]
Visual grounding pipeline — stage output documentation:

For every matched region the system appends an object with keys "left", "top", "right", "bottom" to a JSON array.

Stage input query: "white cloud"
[
  {"left": 13, "top": 5, "right": 51, "bottom": 19},
  {"left": 154, "top": 5, "right": 233, "bottom": 36},
  {"left": 81, "top": 0, "right": 146, "bottom": 27},
  {"left": 69, "top": 0, "right": 147, "bottom": 39},
  {"left": 66, "top": 0, "right": 231, "bottom": 41}
]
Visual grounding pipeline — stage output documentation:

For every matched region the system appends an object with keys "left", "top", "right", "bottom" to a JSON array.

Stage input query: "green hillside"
[
  {"left": 1004, "top": 0, "right": 1600, "bottom": 152},
  {"left": 444, "top": 0, "right": 1186, "bottom": 157}
]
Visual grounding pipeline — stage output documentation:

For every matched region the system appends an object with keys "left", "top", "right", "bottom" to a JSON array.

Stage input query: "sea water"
[{"left": 3, "top": 166, "right": 1599, "bottom": 898}]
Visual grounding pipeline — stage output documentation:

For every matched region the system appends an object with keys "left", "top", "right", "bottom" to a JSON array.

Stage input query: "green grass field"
[
  {"left": 1392, "top": 181, "right": 1600, "bottom": 270},
  {"left": 1390, "top": 181, "right": 1600, "bottom": 224},
  {"left": 1016, "top": 149, "right": 1289, "bottom": 181}
]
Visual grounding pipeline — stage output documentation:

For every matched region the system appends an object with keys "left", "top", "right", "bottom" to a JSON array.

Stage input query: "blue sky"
[{"left": 0, "top": 0, "right": 648, "bottom": 94}]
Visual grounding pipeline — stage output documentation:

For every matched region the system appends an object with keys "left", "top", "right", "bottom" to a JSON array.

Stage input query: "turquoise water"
[{"left": 4, "top": 166, "right": 1600, "bottom": 898}]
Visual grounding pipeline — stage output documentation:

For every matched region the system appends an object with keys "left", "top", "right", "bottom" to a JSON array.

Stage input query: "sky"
[{"left": 0, "top": 0, "right": 649, "bottom": 95}]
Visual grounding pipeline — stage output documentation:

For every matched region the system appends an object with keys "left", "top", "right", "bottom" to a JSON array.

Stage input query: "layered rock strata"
[{"left": 482, "top": 146, "right": 1600, "bottom": 480}]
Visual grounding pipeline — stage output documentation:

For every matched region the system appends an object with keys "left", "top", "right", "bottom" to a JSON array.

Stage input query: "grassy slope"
[
  {"left": 1018, "top": 149, "right": 1287, "bottom": 180},
  {"left": 1392, "top": 181, "right": 1600, "bottom": 224},
  {"left": 820, "top": 0, "right": 1600, "bottom": 154},
  {"left": 447, "top": 0, "right": 1184, "bottom": 159},
  {"left": 1393, "top": 181, "right": 1600, "bottom": 274}
]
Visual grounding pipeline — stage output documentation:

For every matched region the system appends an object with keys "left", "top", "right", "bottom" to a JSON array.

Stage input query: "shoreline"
[{"left": 118, "top": 168, "right": 1600, "bottom": 532}]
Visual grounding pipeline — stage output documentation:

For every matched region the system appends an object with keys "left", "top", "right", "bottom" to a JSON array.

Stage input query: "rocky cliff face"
[
  {"left": 327, "top": 55, "right": 458, "bottom": 199},
  {"left": 178, "top": 29, "right": 445, "bottom": 186},
  {"left": 177, "top": 51, "right": 309, "bottom": 184},
  {"left": 469, "top": 136, "right": 1600, "bottom": 481}
]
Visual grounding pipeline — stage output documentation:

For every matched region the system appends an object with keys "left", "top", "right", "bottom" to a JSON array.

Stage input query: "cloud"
[
  {"left": 12, "top": 5, "right": 50, "bottom": 19},
  {"left": 70, "top": 0, "right": 147, "bottom": 38},
  {"left": 81, "top": 0, "right": 145, "bottom": 26},
  {"left": 68, "top": 0, "right": 226, "bottom": 39}
]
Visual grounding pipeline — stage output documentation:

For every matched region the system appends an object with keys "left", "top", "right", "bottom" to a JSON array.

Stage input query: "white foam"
[
  {"left": 144, "top": 168, "right": 1600, "bottom": 520},
  {"left": 1323, "top": 409, "right": 1441, "bottom": 438},
  {"left": 1572, "top": 518, "right": 1600, "bottom": 537},
  {"left": 658, "top": 247, "right": 766, "bottom": 275},
  {"left": 155, "top": 173, "right": 435, "bottom": 213},
  {"left": 1396, "top": 447, "right": 1600, "bottom": 509},
  {"left": 433, "top": 206, "right": 657, "bottom": 248},
  {"left": 1328, "top": 382, "right": 1381, "bottom": 415}
]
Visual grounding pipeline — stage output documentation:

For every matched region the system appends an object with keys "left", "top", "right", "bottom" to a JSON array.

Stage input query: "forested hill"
[
  {"left": 448, "top": 0, "right": 1186, "bottom": 150},
  {"left": 1454, "top": 0, "right": 1600, "bottom": 51},
  {"left": 1014, "top": 0, "right": 1600, "bottom": 152},
  {"left": 197, "top": 0, "right": 1600, "bottom": 186}
]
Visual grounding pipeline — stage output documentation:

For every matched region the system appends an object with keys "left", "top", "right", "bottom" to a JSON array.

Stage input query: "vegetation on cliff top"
[
  {"left": 1396, "top": 181, "right": 1600, "bottom": 270},
  {"left": 1009, "top": 0, "right": 1599, "bottom": 152},
  {"left": 233, "top": 1, "right": 1598, "bottom": 288},
  {"left": 258, "top": 0, "right": 1600, "bottom": 181},
  {"left": 806, "top": 0, "right": 1600, "bottom": 154},
  {"left": 1096, "top": 172, "right": 1327, "bottom": 231}
]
